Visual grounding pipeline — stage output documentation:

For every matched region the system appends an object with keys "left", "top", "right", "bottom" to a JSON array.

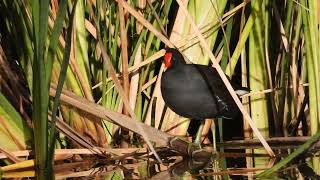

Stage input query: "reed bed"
[{"left": 0, "top": 0, "right": 319, "bottom": 179}]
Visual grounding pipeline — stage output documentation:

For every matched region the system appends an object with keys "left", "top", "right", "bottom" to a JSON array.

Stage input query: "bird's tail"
[{"left": 235, "top": 87, "right": 250, "bottom": 96}]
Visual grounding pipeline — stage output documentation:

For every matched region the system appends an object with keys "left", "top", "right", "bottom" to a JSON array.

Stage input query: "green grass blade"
[
  {"left": 46, "top": 0, "right": 68, "bottom": 85},
  {"left": 31, "top": 0, "right": 50, "bottom": 178},
  {"left": 48, "top": 0, "right": 78, "bottom": 167},
  {"left": 225, "top": 0, "right": 259, "bottom": 76}
]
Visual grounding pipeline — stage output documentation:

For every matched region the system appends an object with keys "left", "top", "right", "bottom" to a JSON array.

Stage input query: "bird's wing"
[{"left": 193, "top": 65, "right": 239, "bottom": 118}]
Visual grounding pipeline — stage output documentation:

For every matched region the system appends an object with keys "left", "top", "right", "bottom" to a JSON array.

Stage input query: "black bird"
[{"left": 160, "top": 48, "right": 247, "bottom": 120}]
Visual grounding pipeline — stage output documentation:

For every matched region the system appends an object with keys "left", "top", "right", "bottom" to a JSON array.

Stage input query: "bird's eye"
[{"left": 164, "top": 52, "right": 172, "bottom": 68}]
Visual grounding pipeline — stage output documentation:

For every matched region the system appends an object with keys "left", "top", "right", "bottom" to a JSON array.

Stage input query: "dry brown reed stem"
[
  {"left": 118, "top": 2, "right": 130, "bottom": 116},
  {"left": 50, "top": 84, "right": 170, "bottom": 146},
  {"left": 146, "top": 0, "right": 167, "bottom": 36},
  {"left": 240, "top": 83, "right": 309, "bottom": 98},
  {"left": 0, "top": 148, "right": 148, "bottom": 160},
  {"left": 174, "top": 0, "right": 275, "bottom": 157},
  {"left": 129, "top": 46, "right": 142, "bottom": 109},
  {"left": 48, "top": 111, "right": 105, "bottom": 155},
  {"left": 71, "top": 18, "right": 107, "bottom": 145},
  {"left": 193, "top": 168, "right": 267, "bottom": 177},
  {"left": 129, "top": 0, "right": 145, "bottom": 114},
  {"left": 71, "top": 19, "right": 93, "bottom": 101},
  {"left": 0, "top": 147, "right": 21, "bottom": 163},
  {"left": 141, "top": 76, "right": 157, "bottom": 92},
  {"left": 144, "top": 64, "right": 165, "bottom": 126}
]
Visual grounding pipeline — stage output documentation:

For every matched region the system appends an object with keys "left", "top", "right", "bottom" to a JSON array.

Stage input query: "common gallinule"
[{"left": 161, "top": 48, "right": 247, "bottom": 120}]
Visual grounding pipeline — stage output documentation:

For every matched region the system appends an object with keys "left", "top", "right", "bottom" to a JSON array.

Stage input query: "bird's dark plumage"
[{"left": 161, "top": 48, "right": 243, "bottom": 119}]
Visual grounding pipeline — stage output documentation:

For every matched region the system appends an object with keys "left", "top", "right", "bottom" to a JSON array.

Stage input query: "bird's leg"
[
  {"left": 216, "top": 117, "right": 228, "bottom": 176},
  {"left": 212, "top": 118, "right": 223, "bottom": 152},
  {"left": 211, "top": 119, "right": 217, "bottom": 152},
  {"left": 194, "top": 120, "right": 205, "bottom": 148}
]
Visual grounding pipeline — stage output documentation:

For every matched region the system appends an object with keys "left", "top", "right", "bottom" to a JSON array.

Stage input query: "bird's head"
[{"left": 163, "top": 48, "right": 186, "bottom": 68}]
